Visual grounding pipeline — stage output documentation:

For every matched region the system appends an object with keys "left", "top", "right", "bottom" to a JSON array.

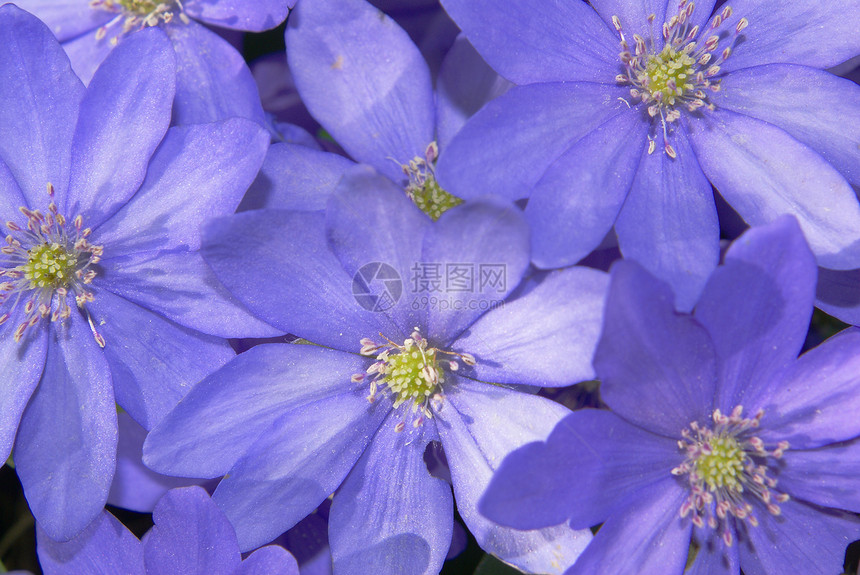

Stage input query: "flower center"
[
  {"left": 0, "top": 184, "right": 104, "bottom": 345},
  {"left": 611, "top": 1, "right": 748, "bottom": 157},
  {"left": 23, "top": 243, "right": 78, "bottom": 289},
  {"left": 693, "top": 433, "right": 744, "bottom": 492},
  {"left": 672, "top": 406, "right": 789, "bottom": 547},
  {"left": 401, "top": 142, "right": 462, "bottom": 221},
  {"left": 354, "top": 329, "right": 475, "bottom": 431},
  {"left": 643, "top": 44, "right": 696, "bottom": 106},
  {"left": 90, "top": 0, "right": 189, "bottom": 43}
]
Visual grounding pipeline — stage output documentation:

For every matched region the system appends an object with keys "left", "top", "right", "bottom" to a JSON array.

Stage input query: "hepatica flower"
[
  {"left": 480, "top": 217, "right": 860, "bottom": 574},
  {"left": 0, "top": 6, "right": 272, "bottom": 541},
  {"left": 242, "top": 0, "right": 508, "bottom": 219},
  {"left": 14, "top": 0, "right": 292, "bottom": 124},
  {"left": 437, "top": 0, "right": 860, "bottom": 310},
  {"left": 144, "top": 167, "right": 607, "bottom": 574},
  {"left": 37, "top": 486, "right": 299, "bottom": 575}
]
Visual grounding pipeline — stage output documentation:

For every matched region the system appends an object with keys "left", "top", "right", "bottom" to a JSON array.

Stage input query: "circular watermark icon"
[{"left": 352, "top": 262, "right": 402, "bottom": 312}]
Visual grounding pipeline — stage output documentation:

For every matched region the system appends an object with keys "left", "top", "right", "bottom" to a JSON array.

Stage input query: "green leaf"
[{"left": 315, "top": 128, "right": 335, "bottom": 143}]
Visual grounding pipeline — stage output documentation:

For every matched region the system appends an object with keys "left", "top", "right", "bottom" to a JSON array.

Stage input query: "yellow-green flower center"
[
  {"left": 408, "top": 176, "right": 462, "bottom": 222},
  {"left": 693, "top": 433, "right": 744, "bottom": 493},
  {"left": 91, "top": 0, "right": 185, "bottom": 40},
  {"left": 673, "top": 406, "right": 790, "bottom": 547},
  {"left": 642, "top": 44, "right": 696, "bottom": 106},
  {"left": 117, "top": 0, "right": 162, "bottom": 14},
  {"left": 1, "top": 186, "right": 105, "bottom": 345},
  {"left": 23, "top": 243, "right": 78, "bottom": 289},
  {"left": 381, "top": 344, "right": 440, "bottom": 408},
  {"left": 402, "top": 142, "right": 462, "bottom": 221},
  {"left": 610, "top": 3, "right": 749, "bottom": 158},
  {"left": 357, "top": 330, "right": 475, "bottom": 430}
]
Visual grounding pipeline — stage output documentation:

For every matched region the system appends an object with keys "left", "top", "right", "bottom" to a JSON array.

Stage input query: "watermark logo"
[
  {"left": 354, "top": 261, "right": 508, "bottom": 312},
  {"left": 411, "top": 263, "right": 507, "bottom": 293},
  {"left": 352, "top": 262, "right": 403, "bottom": 312}
]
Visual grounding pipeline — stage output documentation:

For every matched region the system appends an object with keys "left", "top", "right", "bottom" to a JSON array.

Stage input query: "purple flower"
[
  {"left": 243, "top": 0, "right": 508, "bottom": 217},
  {"left": 143, "top": 167, "right": 608, "bottom": 574},
  {"left": 0, "top": 6, "right": 273, "bottom": 541},
  {"left": 37, "top": 486, "right": 299, "bottom": 575},
  {"left": 480, "top": 217, "right": 860, "bottom": 574},
  {"left": 436, "top": 0, "right": 860, "bottom": 311},
  {"left": 14, "top": 0, "right": 291, "bottom": 124}
]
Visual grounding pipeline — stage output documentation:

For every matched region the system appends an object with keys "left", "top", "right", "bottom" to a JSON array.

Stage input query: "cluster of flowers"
[{"left": 1, "top": 0, "right": 860, "bottom": 574}]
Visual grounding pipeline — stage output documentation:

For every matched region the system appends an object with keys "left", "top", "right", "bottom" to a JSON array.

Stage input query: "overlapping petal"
[
  {"left": 435, "top": 378, "right": 591, "bottom": 574},
  {"left": 66, "top": 27, "right": 175, "bottom": 228},
  {"left": 422, "top": 197, "right": 530, "bottom": 344},
  {"left": 480, "top": 410, "right": 679, "bottom": 532},
  {"left": 436, "top": 82, "right": 631, "bottom": 202},
  {"left": 721, "top": 0, "right": 860, "bottom": 72},
  {"left": 87, "top": 288, "right": 234, "bottom": 430},
  {"left": 0, "top": 4, "right": 83, "bottom": 206},
  {"left": 716, "top": 65, "right": 860, "bottom": 187},
  {"left": 454, "top": 266, "right": 608, "bottom": 386},
  {"left": 438, "top": 0, "right": 619, "bottom": 84},
  {"left": 215, "top": 387, "right": 389, "bottom": 552},
  {"left": 93, "top": 119, "right": 269, "bottom": 254},
  {"left": 183, "top": 0, "right": 290, "bottom": 31},
  {"left": 693, "top": 217, "right": 816, "bottom": 412},
  {"left": 166, "top": 20, "right": 267, "bottom": 125},
  {"left": 329, "top": 414, "right": 452, "bottom": 575},
  {"left": 96, "top": 250, "right": 279, "bottom": 338},
  {"left": 0, "top": 308, "right": 47, "bottom": 464},
  {"left": 287, "top": 0, "right": 434, "bottom": 181},
  {"left": 61, "top": 22, "right": 119, "bottom": 85},
  {"left": 142, "top": 487, "right": 241, "bottom": 575},
  {"left": 39, "top": 485, "right": 299, "bottom": 574},
  {"left": 566, "top": 480, "right": 691, "bottom": 575},
  {"left": 595, "top": 261, "right": 717, "bottom": 436},
  {"left": 615, "top": 127, "right": 719, "bottom": 311},
  {"left": 36, "top": 511, "right": 145, "bottom": 575},
  {"left": 526, "top": 109, "right": 646, "bottom": 269},
  {"left": 815, "top": 266, "right": 860, "bottom": 325},
  {"left": 108, "top": 411, "right": 202, "bottom": 513},
  {"left": 688, "top": 108, "right": 860, "bottom": 270},
  {"left": 435, "top": 35, "right": 511, "bottom": 151},
  {"left": 326, "top": 166, "right": 429, "bottom": 339},
  {"left": 234, "top": 545, "right": 300, "bottom": 575},
  {"left": 143, "top": 344, "right": 366, "bottom": 478},
  {"left": 202, "top": 209, "right": 402, "bottom": 348},
  {"left": 755, "top": 328, "right": 860, "bottom": 448},
  {"left": 239, "top": 143, "right": 354, "bottom": 212},
  {"left": 14, "top": 313, "right": 117, "bottom": 541}
]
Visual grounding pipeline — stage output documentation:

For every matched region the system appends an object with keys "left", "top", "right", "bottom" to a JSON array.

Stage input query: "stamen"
[
  {"left": 398, "top": 142, "right": 462, "bottom": 221},
  {"left": 611, "top": 2, "right": 748, "bottom": 159},
  {"left": 0, "top": 185, "right": 103, "bottom": 345},
  {"left": 672, "top": 405, "right": 789, "bottom": 546},
  {"left": 90, "top": 0, "right": 187, "bottom": 43},
  {"left": 357, "top": 329, "right": 475, "bottom": 428}
]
